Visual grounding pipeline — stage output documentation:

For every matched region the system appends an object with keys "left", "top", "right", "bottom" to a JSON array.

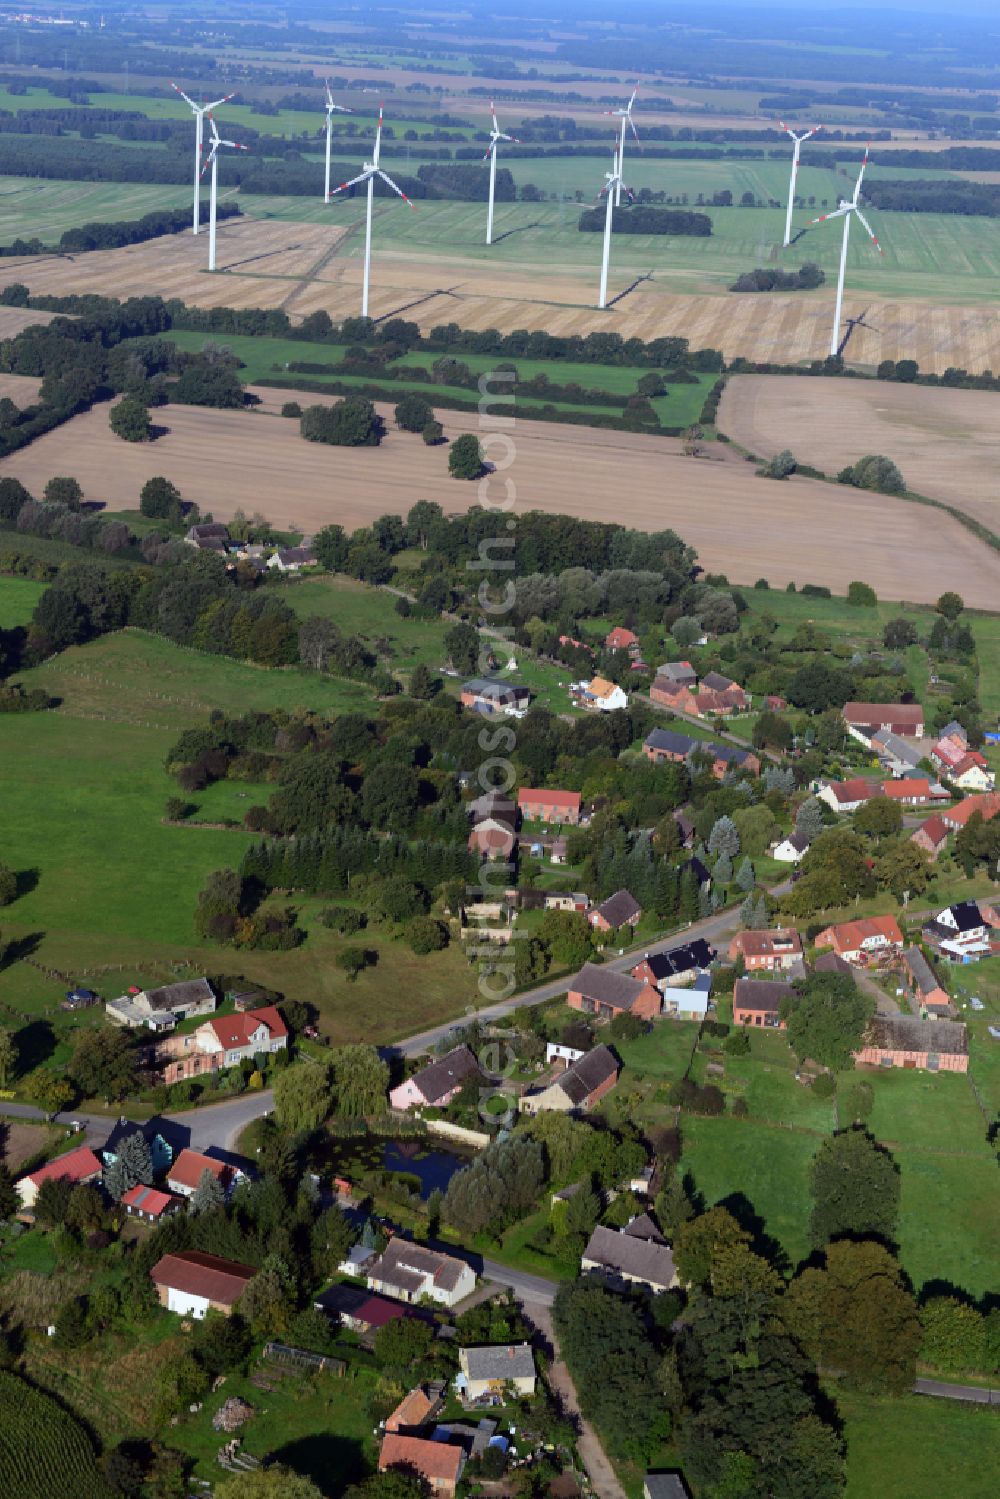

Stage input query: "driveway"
[{"left": 914, "top": 1377, "right": 998, "bottom": 1404}]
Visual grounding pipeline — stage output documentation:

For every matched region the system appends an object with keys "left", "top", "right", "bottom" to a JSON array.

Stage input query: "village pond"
[{"left": 326, "top": 1132, "right": 476, "bottom": 1201}]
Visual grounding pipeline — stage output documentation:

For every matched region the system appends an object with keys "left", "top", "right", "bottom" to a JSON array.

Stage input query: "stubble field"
[
  {"left": 5, "top": 197, "right": 1000, "bottom": 374},
  {"left": 719, "top": 375, "right": 1000, "bottom": 535},
  {"left": 4, "top": 394, "right": 999, "bottom": 605}
]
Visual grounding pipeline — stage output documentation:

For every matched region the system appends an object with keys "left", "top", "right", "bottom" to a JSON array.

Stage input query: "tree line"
[
  {"left": 578, "top": 204, "right": 713, "bottom": 237},
  {"left": 0, "top": 203, "right": 241, "bottom": 259}
]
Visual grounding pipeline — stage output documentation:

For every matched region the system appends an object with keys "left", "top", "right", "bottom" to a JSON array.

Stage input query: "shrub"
[
  {"left": 760, "top": 449, "right": 796, "bottom": 480},
  {"left": 318, "top": 905, "right": 367, "bottom": 935},
  {"left": 422, "top": 419, "right": 445, "bottom": 445},
  {"left": 812, "top": 1071, "right": 836, "bottom": 1099},
  {"left": 723, "top": 1027, "right": 750, "bottom": 1056},
  {"left": 847, "top": 581, "right": 878, "bottom": 608},
  {"left": 109, "top": 395, "right": 151, "bottom": 443},
  {"left": 395, "top": 393, "right": 434, "bottom": 432},
  {"left": 837, "top": 453, "right": 906, "bottom": 495},
  {"left": 281, "top": 401, "right": 302, "bottom": 418},
  {"left": 300, "top": 397, "right": 384, "bottom": 446}
]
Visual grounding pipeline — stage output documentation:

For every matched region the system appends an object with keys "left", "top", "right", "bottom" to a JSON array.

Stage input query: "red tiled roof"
[
  {"left": 605, "top": 626, "right": 638, "bottom": 649},
  {"left": 943, "top": 793, "right": 1000, "bottom": 829},
  {"left": 732, "top": 929, "right": 802, "bottom": 957},
  {"left": 844, "top": 702, "right": 924, "bottom": 727},
  {"left": 912, "top": 815, "right": 948, "bottom": 847},
  {"left": 385, "top": 1387, "right": 436, "bottom": 1432},
  {"left": 882, "top": 778, "right": 931, "bottom": 800},
  {"left": 380, "top": 1433, "right": 463, "bottom": 1484},
  {"left": 819, "top": 914, "right": 903, "bottom": 952},
  {"left": 167, "top": 1149, "right": 231, "bottom": 1192},
  {"left": 151, "top": 1250, "right": 255, "bottom": 1306},
  {"left": 517, "top": 788, "right": 581, "bottom": 810},
  {"left": 121, "top": 1183, "right": 179, "bottom": 1217},
  {"left": 22, "top": 1145, "right": 102, "bottom": 1189},
  {"left": 207, "top": 1004, "right": 287, "bottom": 1051},
  {"left": 830, "top": 778, "right": 873, "bottom": 803}
]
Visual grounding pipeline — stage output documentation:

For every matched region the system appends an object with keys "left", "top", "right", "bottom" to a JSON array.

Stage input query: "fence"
[{"left": 263, "top": 1341, "right": 345, "bottom": 1376}]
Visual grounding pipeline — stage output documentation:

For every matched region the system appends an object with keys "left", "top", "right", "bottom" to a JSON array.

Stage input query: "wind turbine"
[
  {"left": 604, "top": 82, "right": 639, "bottom": 206},
  {"left": 171, "top": 82, "right": 234, "bottom": 234},
  {"left": 329, "top": 104, "right": 415, "bottom": 318},
  {"left": 779, "top": 119, "right": 823, "bottom": 248},
  {"left": 807, "top": 145, "right": 882, "bottom": 358},
  {"left": 322, "top": 80, "right": 351, "bottom": 203},
  {"left": 597, "top": 144, "right": 633, "bottom": 310},
  {"left": 200, "top": 114, "right": 248, "bottom": 272},
  {"left": 483, "top": 100, "right": 520, "bottom": 246}
]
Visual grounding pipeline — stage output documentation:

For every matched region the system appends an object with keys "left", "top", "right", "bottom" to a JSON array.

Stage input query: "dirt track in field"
[
  {"left": 2, "top": 395, "right": 998, "bottom": 607},
  {"left": 718, "top": 374, "right": 1000, "bottom": 536},
  {"left": 3, "top": 215, "right": 999, "bottom": 375}
]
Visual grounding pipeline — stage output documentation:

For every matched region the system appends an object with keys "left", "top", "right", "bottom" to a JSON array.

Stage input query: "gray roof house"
[
  {"left": 656, "top": 661, "right": 697, "bottom": 687},
  {"left": 105, "top": 977, "right": 216, "bottom": 1031},
  {"left": 366, "top": 1238, "right": 476, "bottom": 1308},
  {"left": 581, "top": 1222, "right": 678, "bottom": 1293},
  {"left": 590, "top": 889, "right": 643, "bottom": 930},
  {"left": 519, "top": 1044, "right": 620, "bottom": 1115},
  {"left": 457, "top": 1343, "right": 536, "bottom": 1398},
  {"left": 644, "top": 1476, "right": 690, "bottom": 1499}
]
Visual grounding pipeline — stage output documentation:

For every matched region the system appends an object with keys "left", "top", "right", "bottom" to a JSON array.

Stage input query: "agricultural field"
[
  {"left": 719, "top": 374, "right": 1000, "bottom": 538},
  {"left": 0, "top": 175, "right": 193, "bottom": 245},
  {"left": 4, "top": 393, "right": 999, "bottom": 606},
  {"left": 2, "top": 188, "right": 1000, "bottom": 372}
]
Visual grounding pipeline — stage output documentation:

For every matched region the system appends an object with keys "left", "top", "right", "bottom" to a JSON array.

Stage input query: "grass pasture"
[
  {"left": 839, "top": 1391, "right": 999, "bottom": 1499},
  {"left": 0, "top": 175, "right": 194, "bottom": 244},
  {"left": 0, "top": 575, "right": 45, "bottom": 626}
]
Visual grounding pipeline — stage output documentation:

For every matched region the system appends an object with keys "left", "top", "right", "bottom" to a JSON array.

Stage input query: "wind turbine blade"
[
  {"left": 807, "top": 205, "right": 850, "bottom": 225},
  {"left": 205, "top": 93, "right": 233, "bottom": 112},
  {"left": 482, "top": 144, "right": 493, "bottom": 162},
  {"left": 330, "top": 170, "right": 374, "bottom": 195},
  {"left": 854, "top": 207, "right": 882, "bottom": 252},
  {"left": 171, "top": 82, "right": 197, "bottom": 110},
  {"left": 629, "top": 116, "right": 640, "bottom": 145},
  {"left": 628, "top": 83, "right": 639, "bottom": 110},
  {"left": 377, "top": 170, "right": 415, "bottom": 206},
  {"left": 855, "top": 142, "right": 871, "bottom": 198},
  {"left": 199, "top": 147, "right": 218, "bottom": 179}
]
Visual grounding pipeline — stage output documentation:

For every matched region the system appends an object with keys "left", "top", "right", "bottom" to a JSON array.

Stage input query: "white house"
[
  {"left": 267, "top": 546, "right": 317, "bottom": 573},
  {"left": 545, "top": 1041, "right": 587, "bottom": 1066},
  {"left": 771, "top": 831, "right": 810, "bottom": 864},
  {"left": 367, "top": 1238, "right": 475, "bottom": 1308}
]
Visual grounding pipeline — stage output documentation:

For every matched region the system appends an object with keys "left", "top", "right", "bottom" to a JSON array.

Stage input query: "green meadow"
[
  {"left": 0, "top": 176, "right": 194, "bottom": 244},
  {"left": 0, "top": 575, "right": 44, "bottom": 627},
  {"left": 839, "top": 1392, "right": 998, "bottom": 1499}
]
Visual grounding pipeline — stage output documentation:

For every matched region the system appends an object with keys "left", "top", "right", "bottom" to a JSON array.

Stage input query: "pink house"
[{"left": 389, "top": 1045, "right": 480, "bottom": 1112}]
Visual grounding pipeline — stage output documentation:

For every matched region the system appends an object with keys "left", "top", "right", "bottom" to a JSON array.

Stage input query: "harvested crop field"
[
  {"left": 0, "top": 372, "right": 41, "bottom": 403},
  {"left": 719, "top": 374, "right": 1000, "bottom": 536},
  {"left": 3, "top": 395, "right": 998, "bottom": 607},
  {"left": 0, "top": 306, "right": 55, "bottom": 338}
]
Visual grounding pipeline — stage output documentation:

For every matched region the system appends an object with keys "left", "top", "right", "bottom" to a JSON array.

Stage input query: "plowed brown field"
[
  {"left": 718, "top": 374, "right": 1000, "bottom": 536},
  {"left": 3, "top": 395, "right": 998, "bottom": 607}
]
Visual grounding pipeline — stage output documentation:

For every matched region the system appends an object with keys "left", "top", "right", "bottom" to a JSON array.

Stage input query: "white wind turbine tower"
[
  {"left": 201, "top": 114, "right": 248, "bottom": 272},
  {"left": 322, "top": 80, "right": 351, "bottom": 203},
  {"left": 779, "top": 119, "right": 823, "bottom": 247},
  {"left": 597, "top": 144, "right": 633, "bottom": 310},
  {"left": 604, "top": 82, "right": 639, "bottom": 206},
  {"left": 807, "top": 145, "right": 882, "bottom": 357},
  {"left": 171, "top": 82, "right": 234, "bottom": 234},
  {"left": 329, "top": 104, "right": 415, "bottom": 318},
  {"left": 483, "top": 100, "right": 519, "bottom": 246}
]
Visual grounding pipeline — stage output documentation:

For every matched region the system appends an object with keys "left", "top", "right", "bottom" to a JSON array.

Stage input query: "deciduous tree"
[{"left": 808, "top": 1126, "right": 900, "bottom": 1246}]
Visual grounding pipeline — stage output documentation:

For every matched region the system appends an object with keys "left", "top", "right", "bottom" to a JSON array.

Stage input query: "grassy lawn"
[
  {"left": 839, "top": 1390, "right": 999, "bottom": 1499},
  {"left": 0, "top": 1227, "right": 57, "bottom": 1277},
  {"left": 0, "top": 574, "right": 45, "bottom": 626},
  {"left": 612, "top": 1019, "right": 700, "bottom": 1081},
  {"left": 853, "top": 1066, "right": 992, "bottom": 1157},
  {"left": 678, "top": 1114, "right": 818, "bottom": 1271}
]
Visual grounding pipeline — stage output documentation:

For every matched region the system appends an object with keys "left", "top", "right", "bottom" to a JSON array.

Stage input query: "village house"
[
  {"left": 871, "top": 728, "right": 924, "bottom": 777},
  {"left": 843, "top": 701, "right": 925, "bottom": 746},
  {"left": 16, "top": 1144, "right": 103, "bottom": 1213},
  {"left": 644, "top": 1476, "right": 690, "bottom": 1499},
  {"left": 770, "top": 830, "right": 811, "bottom": 863},
  {"left": 660, "top": 972, "right": 712, "bottom": 1020},
  {"left": 814, "top": 914, "right": 904, "bottom": 966},
  {"left": 538, "top": 890, "right": 590, "bottom": 914},
  {"left": 581, "top": 1217, "right": 678, "bottom": 1294},
  {"left": 902, "top": 948, "right": 954, "bottom": 1017},
  {"left": 379, "top": 1434, "right": 464, "bottom": 1496},
  {"left": 573, "top": 674, "right": 630, "bottom": 712},
  {"left": 930, "top": 732, "right": 995, "bottom": 791},
  {"left": 384, "top": 1386, "right": 443, "bottom": 1435},
  {"left": 588, "top": 888, "right": 643, "bottom": 932},
  {"left": 922, "top": 901, "right": 991, "bottom": 962},
  {"left": 910, "top": 814, "right": 949, "bottom": 861},
  {"left": 605, "top": 625, "right": 640, "bottom": 655},
  {"left": 144, "top": 1004, "right": 288, "bottom": 1086},
  {"left": 266, "top": 545, "right": 317, "bottom": 573},
  {"left": 650, "top": 673, "right": 748, "bottom": 719},
  {"left": 854, "top": 1014, "right": 969, "bottom": 1073},
  {"left": 166, "top": 1148, "right": 242, "bottom": 1200},
  {"left": 367, "top": 1238, "right": 476, "bottom": 1309},
  {"left": 314, "top": 1284, "right": 422, "bottom": 1339},
  {"left": 105, "top": 976, "right": 217, "bottom": 1032},
  {"left": 817, "top": 778, "right": 875, "bottom": 814},
  {"left": 881, "top": 777, "right": 933, "bottom": 806},
  {"left": 120, "top": 1184, "right": 183, "bottom": 1223},
  {"left": 467, "top": 816, "right": 517, "bottom": 861},
  {"left": 457, "top": 1344, "right": 537, "bottom": 1400},
  {"left": 519, "top": 1044, "right": 620, "bottom": 1115},
  {"left": 941, "top": 792, "right": 1000, "bottom": 830},
  {"left": 732, "top": 977, "right": 790, "bottom": 1029},
  {"left": 389, "top": 1045, "right": 481, "bottom": 1112},
  {"left": 567, "top": 963, "right": 662, "bottom": 1022},
  {"left": 151, "top": 1250, "right": 256, "bottom": 1319},
  {"left": 656, "top": 660, "right": 697, "bottom": 688},
  {"left": 643, "top": 726, "right": 700, "bottom": 763},
  {"left": 546, "top": 1039, "right": 588, "bottom": 1066},
  {"left": 459, "top": 678, "right": 531, "bottom": 718},
  {"left": 632, "top": 939, "right": 715, "bottom": 991},
  {"left": 516, "top": 787, "right": 582, "bottom": 824},
  {"left": 729, "top": 929, "right": 803, "bottom": 973},
  {"left": 466, "top": 790, "right": 517, "bottom": 824},
  {"left": 185, "top": 522, "right": 231, "bottom": 552}
]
